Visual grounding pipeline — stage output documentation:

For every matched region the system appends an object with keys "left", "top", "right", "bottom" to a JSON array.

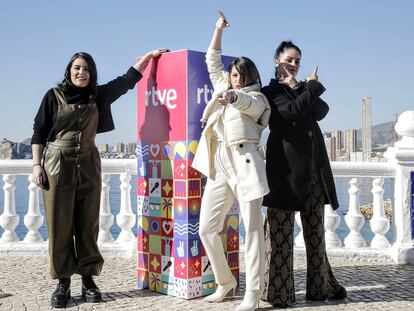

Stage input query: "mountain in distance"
[
  {"left": 0, "top": 138, "right": 32, "bottom": 159},
  {"left": 356, "top": 121, "right": 397, "bottom": 148}
]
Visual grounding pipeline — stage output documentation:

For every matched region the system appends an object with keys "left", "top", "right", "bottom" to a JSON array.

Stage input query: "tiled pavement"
[{"left": 1, "top": 254, "right": 414, "bottom": 310}]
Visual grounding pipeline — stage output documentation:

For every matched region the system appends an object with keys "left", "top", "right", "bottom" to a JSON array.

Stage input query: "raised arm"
[
  {"left": 265, "top": 80, "right": 327, "bottom": 120},
  {"left": 98, "top": 48, "right": 168, "bottom": 105},
  {"left": 206, "top": 12, "right": 230, "bottom": 89},
  {"left": 134, "top": 48, "right": 169, "bottom": 74},
  {"left": 209, "top": 11, "right": 229, "bottom": 50}
]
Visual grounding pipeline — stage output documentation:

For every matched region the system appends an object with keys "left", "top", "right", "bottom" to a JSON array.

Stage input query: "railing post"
[
  {"left": 294, "top": 212, "right": 305, "bottom": 247},
  {"left": 116, "top": 171, "right": 136, "bottom": 242},
  {"left": 23, "top": 174, "right": 44, "bottom": 242},
  {"left": 384, "top": 110, "right": 414, "bottom": 263},
  {"left": 344, "top": 178, "right": 366, "bottom": 248},
  {"left": 370, "top": 177, "right": 390, "bottom": 248},
  {"left": 0, "top": 174, "right": 19, "bottom": 242},
  {"left": 325, "top": 204, "right": 342, "bottom": 248},
  {"left": 98, "top": 174, "right": 114, "bottom": 243}
]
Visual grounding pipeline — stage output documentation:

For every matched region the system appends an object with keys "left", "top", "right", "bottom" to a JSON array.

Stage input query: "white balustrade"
[
  {"left": 384, "top": 110, "right": 414, "bottom": 264},
  {"left": 344, "top": 178, "right": 366, "bottom": 248},
  {"left": 116, "top": 172, "right": 136, "bottom": 242},
  {"left": 0, "top": 174, "right": 19, "bottom": 242},
  {"left": 0, "top": 159, "right": 137, "bottom": 256},
  {"left": 325, "top": 204, "right": 342, "bottom": 248},
  {"left": 0, "top": 109, "right": 414, "bottom": 263},
  {"left": 98, "top": 174, "right": 114, "bottom": 244},
  {"left": 23, "top": 174, "right": 44, "bottom": 242},
  {"left": 294, "top": 212, "right": 305, "bottom": 247},
  {"left": 370, "top": 177, "right": 391, "bottom": 249}
]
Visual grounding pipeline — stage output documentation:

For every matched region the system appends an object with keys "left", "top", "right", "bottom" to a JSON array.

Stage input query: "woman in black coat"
[{"left": 261, "top": 41, "right": 346, "bottom": 308}]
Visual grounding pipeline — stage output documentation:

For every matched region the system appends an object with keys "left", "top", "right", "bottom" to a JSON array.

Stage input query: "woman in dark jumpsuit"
[
  {"left": 31, "top": 48, "right": 167, "bottom": 308},
  {"left": 261, "top": 41, "right": 347, "bottom": 308}
]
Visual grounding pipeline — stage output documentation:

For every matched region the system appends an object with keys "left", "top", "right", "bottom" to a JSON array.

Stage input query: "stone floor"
[{"left": 1, "top": 254, "right": 414, "bottom": 310}]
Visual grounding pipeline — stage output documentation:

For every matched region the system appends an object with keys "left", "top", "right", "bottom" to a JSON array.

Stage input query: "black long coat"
[{"left": 262, "top": 79, "right": 339, "bottom": 212}]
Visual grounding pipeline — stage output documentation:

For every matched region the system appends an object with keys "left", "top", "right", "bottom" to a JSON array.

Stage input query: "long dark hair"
[
  {"left": 228, "top": 56, "right": 261, "bottom": 89},
  {"left": 58, "top": 52, "right": 98, "bottom": 96},
  {"left": 273, "top": 41, "right": 301, "bottom": 79}
]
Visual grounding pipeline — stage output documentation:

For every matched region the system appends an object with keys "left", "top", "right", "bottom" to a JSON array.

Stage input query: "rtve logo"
[{"left": 145, "top": 84, "right": 214, "bottom": 109}]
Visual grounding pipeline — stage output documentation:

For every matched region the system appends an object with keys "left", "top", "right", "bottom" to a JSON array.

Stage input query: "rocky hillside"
[
  {"left": 356, "top": 121, "right": 397, "bottom": 148},
  {"left": 0, "top": 138, "right": 32, "bottom": 159}
]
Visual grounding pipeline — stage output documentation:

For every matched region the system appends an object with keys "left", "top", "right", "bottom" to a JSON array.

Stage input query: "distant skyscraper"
[
  {"left": 128, "top": 142, "right": 137, "bottom": 155},
  {"left": 361, "top": 96, "right": 372, "bottom": 153},
  {"left": 344, "top": 129, "right": 357, "bottom": 154},
  {"left": 323, "top": 132, "right": 336, "bottom": 161},
  {"left": 98, "top": 143, "right": 109, "bottom": 153},
  {"left": 114, "top": 142, "right": 125, "bottom": 153},
  {"left": 331, "top": 129, "right": 343, "bottom": 158}
]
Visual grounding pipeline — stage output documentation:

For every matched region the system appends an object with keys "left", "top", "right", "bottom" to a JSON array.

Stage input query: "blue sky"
[{"left": 1, "top": 1, "right": 413, "bottom": 145}]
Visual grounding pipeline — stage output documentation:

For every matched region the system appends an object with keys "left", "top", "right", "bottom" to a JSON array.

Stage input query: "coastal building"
[
  {"left": 362, "top": 96, "right": 372, "bottom": 153},
  {"left": 344, "top": 129, "right": 357, "bottom": 154},
  {"left": 114, "top": 142, "right": 125, "bottom": 154},
  {"left": 324, "top": 132, "right": 336, "bottom": 161},
  {"left": 98, "top": 143, "right": 109, "bottom": 153},
  {"left": 128, "top": 142, "right": 137, "bottom": 155},
  {"left": 331, "top": 129, "right": 343, "bottom": 159}
]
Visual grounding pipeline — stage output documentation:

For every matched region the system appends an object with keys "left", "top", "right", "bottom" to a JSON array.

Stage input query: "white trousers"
[{"left": 199, "top": 143, "right": 265, "bottom": 290}]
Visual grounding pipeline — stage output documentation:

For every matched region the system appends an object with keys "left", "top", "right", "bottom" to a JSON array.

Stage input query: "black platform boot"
[
  {"left": 51, "top": 278, "right": 71, "bottom": 308},
  {"left": 81, "top": 276, "right": 102, "bottom": 303}
]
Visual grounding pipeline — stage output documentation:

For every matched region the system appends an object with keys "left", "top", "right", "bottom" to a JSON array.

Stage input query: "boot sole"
[
  {"left": 51, "top": 296, "right": 70, "bottom": 308},
  {"left": 83, "top": 294, "right": 102, "bottom": 303}
]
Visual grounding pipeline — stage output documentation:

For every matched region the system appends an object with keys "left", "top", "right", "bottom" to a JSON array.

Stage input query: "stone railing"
[
  {"left": 0, "top": 159, "right": 137, "bottom": 257},
  {"left": 293, "top": 161, "right": 397, "bottom": 261},
  {"left": 1, "top": 111, "right": 414, "bottom": 262}
]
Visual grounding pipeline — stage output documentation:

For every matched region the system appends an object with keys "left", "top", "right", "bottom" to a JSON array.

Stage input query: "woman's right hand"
[
  {"left": 33, "top": 165, "right": 47, "bottom": 189},
  {"left": 216, "top": 11, "right": 229, "bottom": 30}
]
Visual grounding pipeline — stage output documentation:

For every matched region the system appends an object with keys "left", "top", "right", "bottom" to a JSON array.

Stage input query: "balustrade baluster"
[
  {"left": 294, "top": 212, "right": 305, "bottom": 247},
  {"left": 344, "top": 178, "right": 366, "bottom": 248},
  {"left": 98, "top": 174, "right": 114, "bottom": 243},
  {"left": 0, "top": 174, "right": 19, "bottom": 242},
  {"left": 324, "top": 204, "right": 342, "bottom": 248},
  {"left": 116, "top": 172, "right": 136, "bottom": 242},
  {"left": 370, "top": 177, "right": 391, "bottom": 248},
  {"left": 23, "top": 174, "right": 44, "bottom": 242}
]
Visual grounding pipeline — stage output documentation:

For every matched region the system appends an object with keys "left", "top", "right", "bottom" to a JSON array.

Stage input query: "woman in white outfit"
[{"left": 192, "top": 12, "right": 270, "bottom": 311}]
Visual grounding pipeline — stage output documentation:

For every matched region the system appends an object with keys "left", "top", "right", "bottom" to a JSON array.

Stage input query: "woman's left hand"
[
  {"left": 306, "top": 66, "right": 319, "bottom": 82},
  {"left": 134, "top": 48, "right": 169, "bottom": 73}
]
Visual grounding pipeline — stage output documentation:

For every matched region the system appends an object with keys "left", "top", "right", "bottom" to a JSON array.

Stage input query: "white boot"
[
  {"left": 235, "top": 290, "right": 261, "bottom": 311},
  {"left": 204, "top": 278, "right": 237, "bottom": 303}
]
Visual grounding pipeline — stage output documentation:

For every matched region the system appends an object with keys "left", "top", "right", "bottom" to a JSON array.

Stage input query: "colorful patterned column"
[{"left": 136, "top": 50, "right": 239, "bottom": 299}]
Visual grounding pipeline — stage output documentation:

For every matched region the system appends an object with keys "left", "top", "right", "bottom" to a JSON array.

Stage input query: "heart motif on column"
[
  {"left": 150, "top": 144, "right": 160, "bottom": 157},
  {"left": 162, "top": 220, "right": 173, "bottom": 235}
]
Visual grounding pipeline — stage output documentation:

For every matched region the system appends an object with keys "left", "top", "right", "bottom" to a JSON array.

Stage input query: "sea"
[{"left": 0, "top": 176, "right": 393, "bottom": 243}]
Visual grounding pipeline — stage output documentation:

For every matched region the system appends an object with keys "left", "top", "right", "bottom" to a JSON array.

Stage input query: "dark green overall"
[{"left": 43, "top": 87, "right": 103, "bottom": 279}]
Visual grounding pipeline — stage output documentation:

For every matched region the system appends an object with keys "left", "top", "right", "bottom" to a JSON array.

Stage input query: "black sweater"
[{"left": 31, "top": 67, "right": 142, "bottom": 145}]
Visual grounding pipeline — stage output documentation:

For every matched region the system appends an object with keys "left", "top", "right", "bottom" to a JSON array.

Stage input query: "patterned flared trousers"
[{"left": 262, "top": 174, "right": 344, "bottom": 305}]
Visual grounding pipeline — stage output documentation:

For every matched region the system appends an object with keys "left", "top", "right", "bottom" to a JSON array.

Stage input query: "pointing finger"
[
  {"left": 218, "top": 11, "right": 229, "bottom": 25},
  {"left": 284, "top": 66, "right": 293, "bottom": 77},
  {"left": 312, "top": 66, "right": 319, "bottom": 77}
]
